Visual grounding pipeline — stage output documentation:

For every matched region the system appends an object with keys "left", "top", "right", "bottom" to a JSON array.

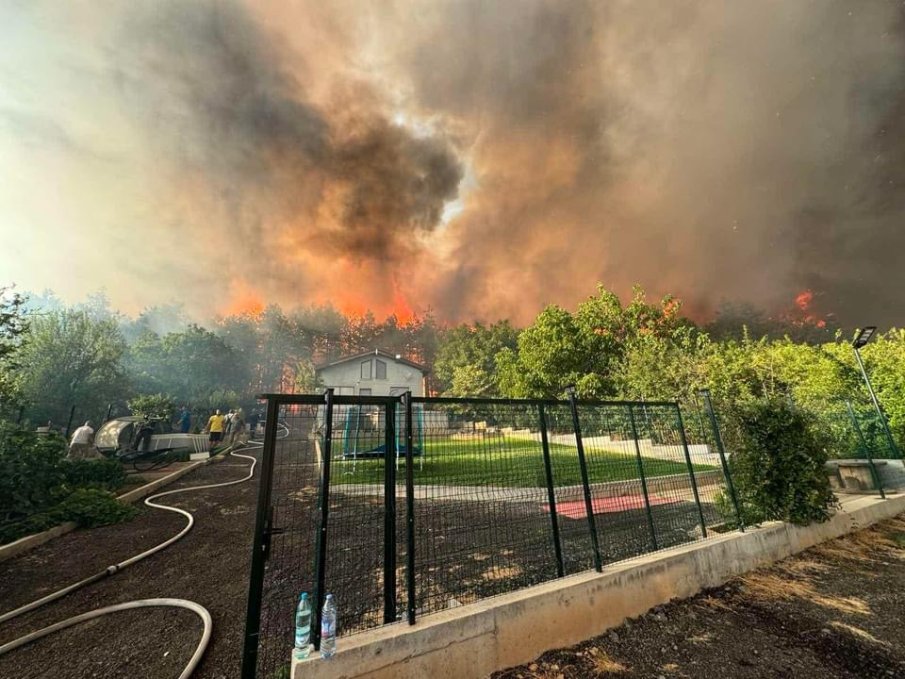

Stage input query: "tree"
[
  {"left": 434, "top": 321, "right": 518, "bottom": 397},
  {"left": 126, "top": 325, "right": 249, "bottom": 406},
  {"left": 17, "top": 310, "right": 129, "bottom": 425},
  {"left": 0, "top": 287, "right": 29, "bottom": 413}
]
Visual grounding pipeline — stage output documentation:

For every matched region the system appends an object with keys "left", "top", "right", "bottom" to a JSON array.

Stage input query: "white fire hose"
[{"left": 0, "top": 421, "right": 288, "bottom": 678}]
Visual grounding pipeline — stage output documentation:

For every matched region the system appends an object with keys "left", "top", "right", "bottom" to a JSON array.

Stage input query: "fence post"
[
  {"left": 403, "top": 391, "right": 417, "bottom": 625},
  {"left": 311, "top": 388, "right": 336, "bottom": 649},
  {"left": 104, "top": 403, "right": 113, "bottom": 424},
  {"left": 699, "top": 389, "right": 744, "bottom": 531},
  {"left": 240, "top": 396, "right": 281, "bottom": 679},
  {"left": 566, "top": 388, "right": 603, "bottom": 572},
  {"left": 627, "top": 405, "right": 658, "bottom": 551},
  {"left": 64, "top": 405, "right": 76, "bottom": 439},
  {"left": 383, "top": 401, "right": 398, "bottom": 623},
  {"left": 16, "top": 405, "right": 24, "bottom": 425},
  {"left": 538, "top": 403, "right": 565, "bottom": 577},
  {"left": 846, "top": 400, "right": 885, "bottom": 499},
  {"left": 675, "top": 404, "right": 707, "bottom": 538}
]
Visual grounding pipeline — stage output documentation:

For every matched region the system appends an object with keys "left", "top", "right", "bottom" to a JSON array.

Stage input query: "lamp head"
[{"left": 852, "top": 326, "right": 877, "bottom": 349}]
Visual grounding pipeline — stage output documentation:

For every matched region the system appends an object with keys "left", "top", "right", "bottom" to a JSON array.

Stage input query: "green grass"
[{"left": 331, "top": 435, "right": 715, "bottom": 488}]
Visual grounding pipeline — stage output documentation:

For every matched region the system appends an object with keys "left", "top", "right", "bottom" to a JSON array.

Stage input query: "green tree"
[
  {"left": 18, "top": 310, "right": 129, "bottom": 425},
  {"left": 434, "top": 321, "right": 518, "bottom": 397},
  {"left": 0, "top": 287, "right": 29, "bottom": 412},
  {"left": 128, "top": 393, "right": 177, "bottom": 420}
]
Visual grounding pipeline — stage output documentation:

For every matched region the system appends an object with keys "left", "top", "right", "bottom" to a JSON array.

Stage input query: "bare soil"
[
  {"left": 494, "top": 514, "right": 905, "bottom": 679},
  {"left": 0, "top": 457, "right": 258, "bottom": 679}
]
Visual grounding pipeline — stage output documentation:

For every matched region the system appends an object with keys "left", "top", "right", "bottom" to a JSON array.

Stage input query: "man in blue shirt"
[{"left": 179, "top": 406, "right": 192, "bottom": 434}]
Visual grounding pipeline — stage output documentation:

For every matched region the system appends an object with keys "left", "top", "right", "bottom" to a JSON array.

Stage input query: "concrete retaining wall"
[{"left": 292, "top": 492, "right": 905, "bottom": 679}]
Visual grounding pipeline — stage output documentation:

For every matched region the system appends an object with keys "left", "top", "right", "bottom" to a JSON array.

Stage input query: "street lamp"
[{"left": 851, "top": 326, "right": 899, "bottom": 458}]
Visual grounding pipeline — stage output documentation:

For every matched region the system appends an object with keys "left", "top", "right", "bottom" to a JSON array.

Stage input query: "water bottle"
[
  {"left": 293, "top": 593, "right": 313, "bottom": 660},
  {"left": 320, "top": 594, "right": 337, "bottom": 659}
]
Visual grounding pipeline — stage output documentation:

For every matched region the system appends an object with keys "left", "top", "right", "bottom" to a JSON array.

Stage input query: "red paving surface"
[{"left": 548, "top": 494, "right": 678, "bottom": 519}]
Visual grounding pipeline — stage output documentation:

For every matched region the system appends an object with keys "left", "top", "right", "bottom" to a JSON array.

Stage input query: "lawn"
[{"left": 331, "top": 434, "right": 715, "bottom": 488}]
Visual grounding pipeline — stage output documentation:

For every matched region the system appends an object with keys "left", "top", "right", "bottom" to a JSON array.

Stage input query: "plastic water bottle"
[
  {"left": 320, "top": 594, "right": 337, "bottom": 659},
  {"left": 293, "top": 593, "right": 313, "bottom": 660}
]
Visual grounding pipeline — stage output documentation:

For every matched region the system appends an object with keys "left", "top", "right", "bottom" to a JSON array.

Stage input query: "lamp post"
[{"left": 851, "top": 326, "right": 900, "bottom": 458}]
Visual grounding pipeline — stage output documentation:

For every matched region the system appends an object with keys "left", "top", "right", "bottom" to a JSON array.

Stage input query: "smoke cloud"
[{"left": 8, "top": 0, "right": 905, "bottom": 326}]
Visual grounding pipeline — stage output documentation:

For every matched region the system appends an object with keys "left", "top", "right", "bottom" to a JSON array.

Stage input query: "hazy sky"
[{"left": 2, "top": 1, "right": 905, "bottom": 326}]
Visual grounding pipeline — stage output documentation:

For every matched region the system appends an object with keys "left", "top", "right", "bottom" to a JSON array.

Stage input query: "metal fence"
[{"left": 241, "top": 392, "right": 740, "bottom": 678}]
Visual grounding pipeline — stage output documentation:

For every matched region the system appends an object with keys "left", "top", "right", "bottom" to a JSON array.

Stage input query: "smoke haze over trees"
[{"left": 3, "top": 1, "right": 905, "bottom": 327}]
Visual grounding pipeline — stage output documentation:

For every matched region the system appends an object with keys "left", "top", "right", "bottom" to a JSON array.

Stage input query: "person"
[
  {"left": 248, "top": 410, "right": 260, "bottom": 440},
  {"left": 133, "top": 417, "right": 154, "bottom": 453},
  {"left": 229, "top": 408, "right": 246, "bottom": 445},
  {"left": 67, "top": 421, "right": 96, "bottom": 460},
  {"left": 178, "top": 406, "right": 192, "bottom": 434},
  {"left": 224, "top": 409, "right": 236, "bottom": 437},
  {"left": 206, "top": 409, "right": 225, "bottom": 447}
]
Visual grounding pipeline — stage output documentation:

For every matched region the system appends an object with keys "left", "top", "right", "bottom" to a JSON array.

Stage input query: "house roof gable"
[{"left": 315, "top": 349, "right": 428, "bottom": 374}]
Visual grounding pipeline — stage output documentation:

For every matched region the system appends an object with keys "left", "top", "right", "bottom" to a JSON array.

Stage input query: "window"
[
  {"left": 359, "top": 388, "right": 372, "bottom": 396},
  {"left": 375, "top": 359, "right": 387, "bottom": 380},
  {"left": 360, "top": 360, "right": 372, "bottom": 380}
]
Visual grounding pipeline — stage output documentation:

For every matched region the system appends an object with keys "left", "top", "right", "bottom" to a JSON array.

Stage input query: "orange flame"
[
  {"left": 791, "top": 289, "right": 827, "bottom": 328},
  {"left": 221, "top": 279, "right": 265, "bottom": 317},
  {"left": 795, "top": 289, "right": 814, "bottom": 311},
  {"left": 391, "top": 282, "right": 415, "bottom": 324}
]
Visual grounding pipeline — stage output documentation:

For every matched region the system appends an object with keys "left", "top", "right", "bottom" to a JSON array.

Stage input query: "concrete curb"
[
  {"left": 0, "top": 452, "right": 226, "bottom": 564},
  {"left": 293, "top": 492, "right": 905, "bottom": 679}
]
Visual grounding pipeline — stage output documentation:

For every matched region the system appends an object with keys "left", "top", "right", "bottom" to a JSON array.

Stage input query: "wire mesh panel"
[
  {"left": 244, "top": 393, "right": 746, "bottom": 677},
  {"left": 324, "top": 404, "right": 391, "bottom": 632},
  {"left": 409, "top": 400, "right": 561, "bottom": 616},
  {"left": 542, "top": 402, "right": 599, "bottom": 574},
  {"left": 253, "top": 402, "right": 321, "bottom": 679}
]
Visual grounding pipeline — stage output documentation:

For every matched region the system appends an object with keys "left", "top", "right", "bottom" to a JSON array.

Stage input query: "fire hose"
[{"left": 0, "top": 422, "right": 289, "bottom": 678}]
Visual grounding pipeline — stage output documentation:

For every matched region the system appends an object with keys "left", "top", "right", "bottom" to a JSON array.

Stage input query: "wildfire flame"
[{"left": 793, "top": 289, "right": 826, "bottom": 328}]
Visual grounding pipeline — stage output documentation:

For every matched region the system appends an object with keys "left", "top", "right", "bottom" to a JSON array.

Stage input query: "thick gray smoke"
[
  {"left": 101, "top": 0, "right": 905, "bottom": 325},
  {"left": 116, "top": 1, "right": 461, "bottom": 267}
]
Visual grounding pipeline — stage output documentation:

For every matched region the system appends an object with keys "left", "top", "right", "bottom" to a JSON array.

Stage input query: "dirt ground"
[
  {"left": 494, "top": 514, "right": 905, "bottom": 679},
  {"left": 0, "top": 456, "right": 259, "bottom": 679},
  {"left": 5, "top": 435, "right": 901, "bottom": 679}
]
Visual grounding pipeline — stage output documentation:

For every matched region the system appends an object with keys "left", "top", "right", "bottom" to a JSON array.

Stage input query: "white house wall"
[{"left": 317, "top": 356, "right": 424, "bottom": 396}]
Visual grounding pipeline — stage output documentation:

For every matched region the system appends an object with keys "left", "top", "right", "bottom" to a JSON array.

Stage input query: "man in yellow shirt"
[{"left": 206, "top": 409, "right": 226, "bottom": 446}]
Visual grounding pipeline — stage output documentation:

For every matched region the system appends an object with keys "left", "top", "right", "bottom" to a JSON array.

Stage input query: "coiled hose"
[{"left": 0, "top": 425, "right": 285, "bottom": 678}]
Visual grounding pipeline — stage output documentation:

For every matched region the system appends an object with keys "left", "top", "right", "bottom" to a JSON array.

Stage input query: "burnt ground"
[{"left": 494, "top": 514, "right": 905, "bottom": 679}]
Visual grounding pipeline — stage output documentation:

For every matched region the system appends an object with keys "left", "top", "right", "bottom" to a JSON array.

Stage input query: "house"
[{"left": 315, "top": 349, "right": 429, "bottom": 397}]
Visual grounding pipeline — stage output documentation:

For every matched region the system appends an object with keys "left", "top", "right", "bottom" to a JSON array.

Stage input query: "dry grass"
[
  {"left": 830, "top": 621, "right": 890, "bottom": 646},
  {"left": 483, "top": 565, "right": 523, "bottom": 581},
  {"left": 741, "top": 572, "right": 871, "bottom": 615},
  {"left": 590, "top": 650, "right": 628, "bottom": 675},
  {"left": 812, "top": 524, "right": 903, "bottom": 564},
  {"left": 687, "top": 632, "right": 713, "bottom": 644}
]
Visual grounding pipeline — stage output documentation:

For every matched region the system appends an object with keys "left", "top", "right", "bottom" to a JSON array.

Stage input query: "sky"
[{"left": 2, "top": 1, "right": 905, "bottom": 327}]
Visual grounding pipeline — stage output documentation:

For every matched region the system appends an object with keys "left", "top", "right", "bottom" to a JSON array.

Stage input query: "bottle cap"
[{"left": 300, "top": 592, "right": 308, "bottom": 600}]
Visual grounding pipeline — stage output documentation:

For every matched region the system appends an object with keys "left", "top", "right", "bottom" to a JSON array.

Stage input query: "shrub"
[
  {"left": 718, "top": 398, "right": 837, "bottom": 526},
  {"left": 63, "top": 458, "right": 128, "bottom": 491},
  {"left": 0, "top": 421, "right": 67, "bottom": 523},
  {"left": 128, "top": 393, "right": 176, "bottom": 421},
  {"left": 57, "top": 488, "right": 138, "bottom": 528}
]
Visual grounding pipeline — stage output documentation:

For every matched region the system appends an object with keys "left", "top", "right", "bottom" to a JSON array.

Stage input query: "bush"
[
  {"left": 719, "top": 398, "right": 837, "bottom": 526},
  {"left": 57, "top": 488, "right": 138, "bottom": 528},
  {"left": 0, "top": 421, "right": 135, "bottom": 544},
  {"left": 0, "top": 421, "right": 67, "bottom": 523},
  {"left": 63, "top": 458, "right": 128, "bottom": 491}
]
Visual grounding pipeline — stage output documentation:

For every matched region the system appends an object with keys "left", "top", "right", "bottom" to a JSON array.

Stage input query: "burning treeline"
[{"left": 103, "top": 0, "right": 905, "bottom": 326}]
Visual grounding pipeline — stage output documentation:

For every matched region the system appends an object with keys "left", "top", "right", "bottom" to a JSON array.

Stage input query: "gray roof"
[{"left": 315, "top": 349, "right": 428, "bottom": 374}]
